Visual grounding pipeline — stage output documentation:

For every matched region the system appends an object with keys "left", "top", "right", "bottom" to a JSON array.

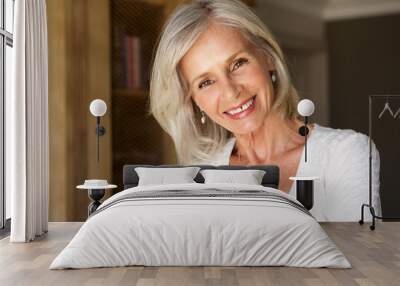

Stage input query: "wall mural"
[{"left": 47, "top": 0, "right": 400, "bottom": 221}]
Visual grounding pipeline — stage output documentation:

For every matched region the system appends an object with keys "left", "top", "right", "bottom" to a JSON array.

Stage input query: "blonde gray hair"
[{"left": 150, "top": 0, "right": 299, "bottom": 164}]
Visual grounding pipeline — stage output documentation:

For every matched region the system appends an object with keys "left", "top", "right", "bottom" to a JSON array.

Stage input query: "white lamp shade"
[
  {"left": 90, "top": 99, "right": 107, "bottom": 117},
  {"left": 297, "top": 99, "right": 315, "bottom": 117}
]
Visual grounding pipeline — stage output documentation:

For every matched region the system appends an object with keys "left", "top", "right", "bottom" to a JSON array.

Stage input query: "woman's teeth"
[{"left": 226, "top": 97, "right": 254, "bottom": 115}]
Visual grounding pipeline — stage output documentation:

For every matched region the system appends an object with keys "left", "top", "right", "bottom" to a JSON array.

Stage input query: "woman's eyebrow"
[{"left": 190, "top": 48, "right": 249, "bottom": 87}]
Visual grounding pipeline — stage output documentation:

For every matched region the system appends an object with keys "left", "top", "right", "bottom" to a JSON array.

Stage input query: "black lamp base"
[
  {"left": 296, "top": 180, "right": 314, "bottom": 210},
  {"left": 88, "top": 189, "right": 105, "bottom": 216}
]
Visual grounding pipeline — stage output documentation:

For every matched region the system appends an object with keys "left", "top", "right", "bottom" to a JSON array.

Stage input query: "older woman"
[{"left": 149, "top": 0, "right": 381, "bottom": 221}]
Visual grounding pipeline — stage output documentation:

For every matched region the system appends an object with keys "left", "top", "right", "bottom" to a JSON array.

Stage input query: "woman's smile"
[{"left": 223, "top": 95, "right": 257, "bottom": 120}]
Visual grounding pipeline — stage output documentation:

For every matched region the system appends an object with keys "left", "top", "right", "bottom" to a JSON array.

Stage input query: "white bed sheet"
[{"left": 50, "top": 183, "right": 351, "bottom": 269}]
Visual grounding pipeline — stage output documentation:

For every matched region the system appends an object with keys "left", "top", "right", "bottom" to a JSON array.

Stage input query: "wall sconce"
[
  {"left": 89, "top": 99, "right": 107, "bottom": 162},
  {"left": 297, "top": 99, "right": 315, "bottom": 163},
  {"left": 292, "top": 99, "right": 317, "bottom": 211}
]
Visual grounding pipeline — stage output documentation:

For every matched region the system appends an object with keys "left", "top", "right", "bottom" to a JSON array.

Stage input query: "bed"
[{"left": 50, "top": 165, "right": 350, "bottom": 269}]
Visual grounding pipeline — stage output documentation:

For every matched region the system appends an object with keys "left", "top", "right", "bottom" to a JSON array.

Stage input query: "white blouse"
[{"left": 197, "top": 124, "right": 381, "bottom": 222}]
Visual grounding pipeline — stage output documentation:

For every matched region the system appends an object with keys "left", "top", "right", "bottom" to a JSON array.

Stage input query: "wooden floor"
[{"left": 0, "top": 222, "right": 399, "bottom": 286}]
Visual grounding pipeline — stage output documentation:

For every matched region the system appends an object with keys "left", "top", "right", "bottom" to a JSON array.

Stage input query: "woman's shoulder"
[
  {"left": 312, "top": 124, "right": 379, "bottom": 179},
  {"left": 313, "top": 123, "right": 370, "bottom": 151}
]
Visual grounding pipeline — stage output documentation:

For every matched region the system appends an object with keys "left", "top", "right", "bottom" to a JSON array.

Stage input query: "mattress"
[{"left": 50, "top": 183, "right": 351, "bottom": 269}]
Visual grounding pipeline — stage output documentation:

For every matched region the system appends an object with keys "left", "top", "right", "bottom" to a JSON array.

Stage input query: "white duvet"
[{"left": 50, "top": 183, "right": 351, "bottom": 269}]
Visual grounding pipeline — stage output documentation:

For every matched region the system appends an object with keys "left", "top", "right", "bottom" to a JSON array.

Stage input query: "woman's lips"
[{"left": 223, "top": 95, "right": 256, "bottom": 120}]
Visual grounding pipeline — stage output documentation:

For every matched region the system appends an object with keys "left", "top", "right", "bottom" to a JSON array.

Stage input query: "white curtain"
[{"left": 6, "top": 0, "right": 49, "bottom": 242}]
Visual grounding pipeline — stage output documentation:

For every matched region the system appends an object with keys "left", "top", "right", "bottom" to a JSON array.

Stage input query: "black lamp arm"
[
  {"left": 96, "top": 117, "right": 106, "bottom": 136},
  {"left": 95, "top": 117, "right": 106, "bottom": 163},
  {"left": 305, "top": 116, "right": 308, "bottom": 162},
  {"left": 298, "top": 116, "right": 309, "bottom": 163}
]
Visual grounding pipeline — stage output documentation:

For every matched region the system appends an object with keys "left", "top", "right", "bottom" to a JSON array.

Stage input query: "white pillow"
[
  {"left": 200, "top": 169, "right": 266, "bottom": 185},
  {"left": 135, "top": 167, "right": 200, "bottom": 186}
]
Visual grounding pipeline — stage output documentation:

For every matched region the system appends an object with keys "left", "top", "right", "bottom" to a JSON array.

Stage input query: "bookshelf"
[
  {"left": 111, "top": 0, "right": 167, "bottom": 189},
  {"left": 110, "top": 0, "right": 256, "bottom": 188}
]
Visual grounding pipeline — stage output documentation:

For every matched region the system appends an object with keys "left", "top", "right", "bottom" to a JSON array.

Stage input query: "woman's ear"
[
  {"left": 191, "top": 95, "right": 201, "bottom": 110},
  {"left": 265, "top": 54, "right": 276, "bottom": 73}
]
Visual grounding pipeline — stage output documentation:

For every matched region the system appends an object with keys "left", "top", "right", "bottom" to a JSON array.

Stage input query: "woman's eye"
[
  {"left": 232, "top": 58, "right": 248, "bottom": 71},
  {"left": 198, "top": 79, "right": 213, "bottom": 89}
]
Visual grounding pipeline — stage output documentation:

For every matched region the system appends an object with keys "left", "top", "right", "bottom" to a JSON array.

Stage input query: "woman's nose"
[{"left": 221, "top": 77, "right": 241, "bottom": 99}]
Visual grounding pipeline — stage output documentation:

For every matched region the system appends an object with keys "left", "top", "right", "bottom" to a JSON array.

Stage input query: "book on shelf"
[
  {"left": 125, "top": 36, "right": 142, "bottom": 90},
  {"left": 112, "top": 26, "right": 124, "bottom": 89},
  {"left": 113, "top": 27, "right": 145, "bottom": 91}
]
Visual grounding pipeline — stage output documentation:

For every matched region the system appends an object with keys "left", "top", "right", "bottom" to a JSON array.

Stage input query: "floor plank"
[{"left": 0, "top": 222, "right": 399, "bottom": 286}]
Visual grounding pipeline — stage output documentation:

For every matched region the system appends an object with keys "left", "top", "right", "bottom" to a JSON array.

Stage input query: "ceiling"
[{"left": 257, "top": 0, "right": 400, "bottom": 20}]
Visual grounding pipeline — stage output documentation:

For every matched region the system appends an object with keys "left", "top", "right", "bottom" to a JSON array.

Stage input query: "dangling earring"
[
  {"left": 201, "top": 111, "right": 206, "bottom": 124},
  {"left": 270, "top": 70, "right": 277, "bottom": 83}
]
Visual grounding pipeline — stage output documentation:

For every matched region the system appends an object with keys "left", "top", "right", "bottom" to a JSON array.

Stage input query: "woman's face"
[{"left": 180, "top": 22, "right": 275, "bottom": 134}]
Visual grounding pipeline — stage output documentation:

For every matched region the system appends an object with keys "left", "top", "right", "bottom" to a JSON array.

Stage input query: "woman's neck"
[{"left": 233, "top": 112, "right": 305, "bottom": 162}]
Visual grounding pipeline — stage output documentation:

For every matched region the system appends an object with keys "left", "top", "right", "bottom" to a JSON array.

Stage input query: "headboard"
[{"left": 123, "top": 165, "right": 280, "bottom": 189}]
